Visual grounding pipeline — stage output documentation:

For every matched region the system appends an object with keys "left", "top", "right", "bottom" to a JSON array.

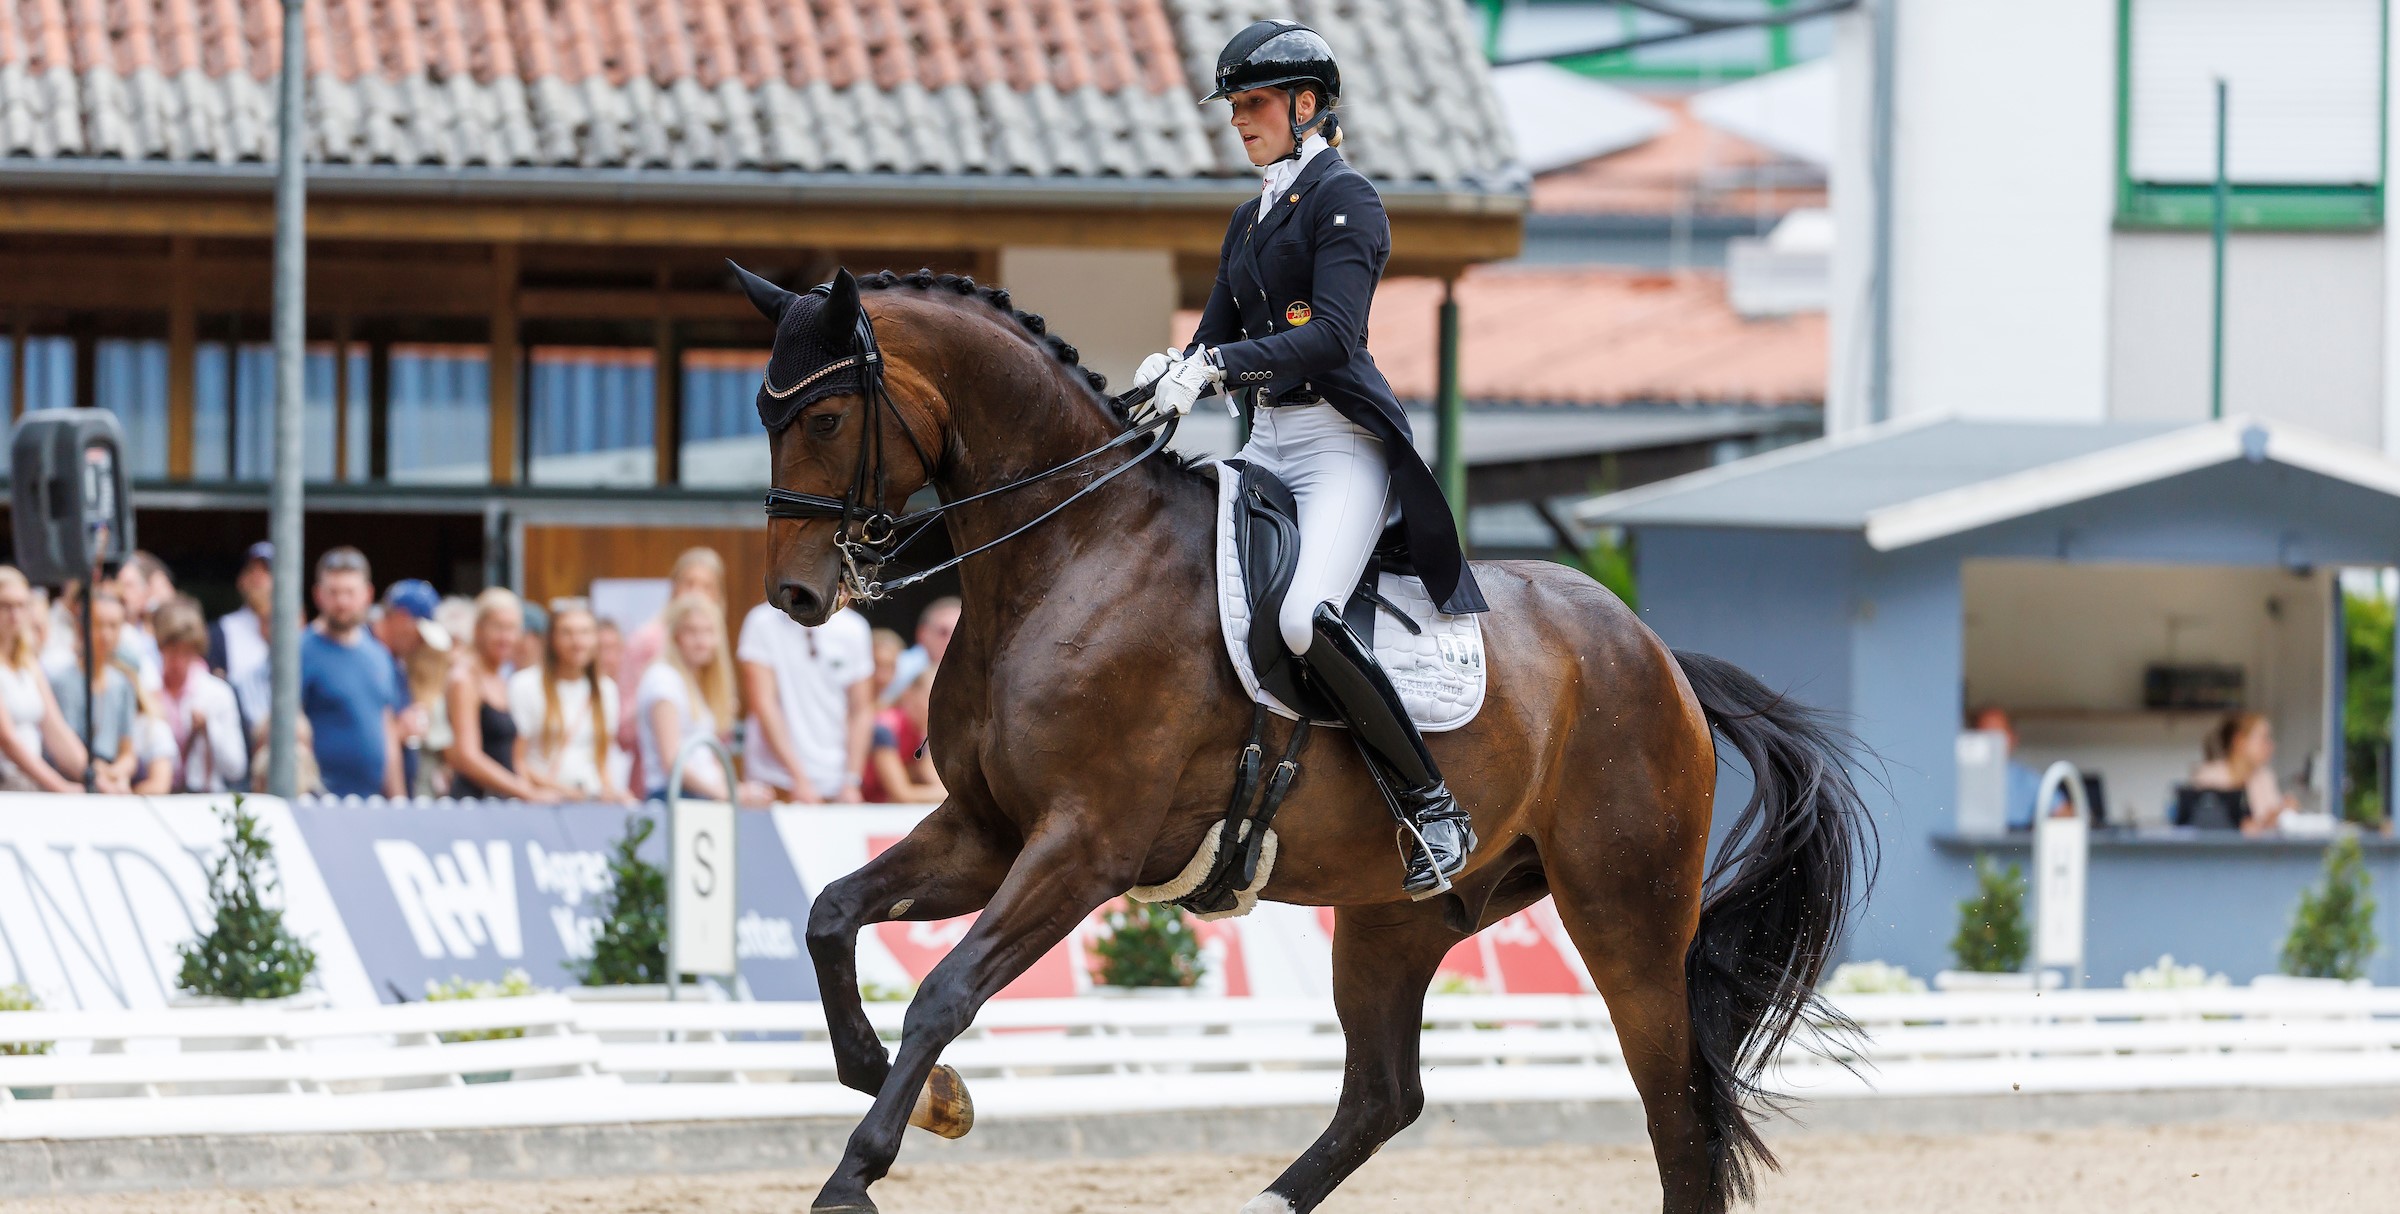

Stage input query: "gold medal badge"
[{"left": 1285, "top": 301, "right": 1312, "bottom": 326}]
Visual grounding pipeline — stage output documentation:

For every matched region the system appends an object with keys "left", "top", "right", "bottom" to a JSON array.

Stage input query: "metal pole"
[
  {"left": 2209, "top": 77, "right": 2229, "bottom": 421},
  {"left": 79, "top": 573, "right": 93, "bottom": 792},
  {"left": 1866, "top": 0, "right": 1897, "bottom": 425},
  {"left": 1434, "top": 279, "right": 1465, "bottom": 531},
  {"left": 266, "top": 0, "right": 307, "bottom": 798}
]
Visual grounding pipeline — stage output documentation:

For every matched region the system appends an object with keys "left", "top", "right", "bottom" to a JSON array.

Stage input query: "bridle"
[{"left": 761, "top": 293, "right": 1179, "bottom": 604}]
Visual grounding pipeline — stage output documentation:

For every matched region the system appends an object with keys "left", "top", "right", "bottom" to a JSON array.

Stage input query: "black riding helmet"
[{"left": 1202, "top": 20, "right": 1340, "bottom": 162}]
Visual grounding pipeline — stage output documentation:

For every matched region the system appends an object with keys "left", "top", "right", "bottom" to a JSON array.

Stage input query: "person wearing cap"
[
  {"left": 1125, "top": 21, "right": 1486, "bottom": 898},
  {"left": 209, "top": 541, "right": 276, "bottom": 736},
  {"left": 372, "top": 579, "right": 452, "bottom": 796},
  {"left": 300, "top": 547, "right": 406, "bottom": 799}
]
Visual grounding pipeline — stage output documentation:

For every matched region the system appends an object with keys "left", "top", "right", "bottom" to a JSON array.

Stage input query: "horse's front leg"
[
  {"left": 806, "top": 800, "right": 1014, "bottom": 1101},
  {"left": 812, "top": 822, "right": 1132, "bottom": 1213}
]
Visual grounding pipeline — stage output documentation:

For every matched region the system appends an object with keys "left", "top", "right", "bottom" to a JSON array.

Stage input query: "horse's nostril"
[{"left": 779, "top": 582, "right": 822, "bottom": 621}]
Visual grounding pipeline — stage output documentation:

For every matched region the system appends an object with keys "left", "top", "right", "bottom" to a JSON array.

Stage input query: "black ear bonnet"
[{"left": 734, "top": 263, "right": 875, "bottom": 434}]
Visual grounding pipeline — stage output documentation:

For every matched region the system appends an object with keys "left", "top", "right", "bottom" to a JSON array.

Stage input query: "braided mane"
[
  {"left": 856, "top": 267, "right": 1206, "bottom": 476},
  {"left": 857, "top": 268, "right": 1117, "bottom": 408}
]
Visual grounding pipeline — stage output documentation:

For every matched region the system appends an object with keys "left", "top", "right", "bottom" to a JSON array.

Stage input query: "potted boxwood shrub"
[
  {"left": 174, "top": 797, "right": 321, "bottom": 1008},
  {"left": 1088, "top": 901, "right": 1204, "bottom": 996},
  {"left": 1937, "top": 856, "right": 2039, "bottom": 991},
  {"left": 563, "top": 815, "right": 717, "bottom": 1005},
  {"left": 2280, "top": 835, "right": 2379, "bottom": 982}
]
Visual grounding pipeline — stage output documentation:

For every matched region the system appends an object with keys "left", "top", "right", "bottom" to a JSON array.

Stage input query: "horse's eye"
[{"left": 809, "top": 412, "right": 840, "bottom": 437}]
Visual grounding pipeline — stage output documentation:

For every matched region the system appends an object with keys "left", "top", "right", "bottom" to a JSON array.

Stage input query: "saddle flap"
[{"left": 1227, "top": 459, "right": 1312, "bottom": 711}]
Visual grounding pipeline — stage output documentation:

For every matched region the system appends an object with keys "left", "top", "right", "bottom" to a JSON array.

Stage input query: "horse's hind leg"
[
  {"left": 1546, "top": 827, "right": 1715, "bottom": 1214},
  {"left": 1243, "top": 899, "right": 1463, "bottom": 1214},
  {"left": 806, "top": 801, "right": 1012, "bottom": 1102}
]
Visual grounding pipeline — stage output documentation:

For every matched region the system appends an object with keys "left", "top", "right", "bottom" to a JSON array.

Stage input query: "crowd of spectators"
[{"left": 0, "top": 544, "right": 959, "bottom": 807}]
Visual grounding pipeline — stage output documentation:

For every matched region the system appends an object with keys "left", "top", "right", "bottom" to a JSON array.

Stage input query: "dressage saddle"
[{"left": 1225, "top": 458, "right": 1418, "bottom": 724}]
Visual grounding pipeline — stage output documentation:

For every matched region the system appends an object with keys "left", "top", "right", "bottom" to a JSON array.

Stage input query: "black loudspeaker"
[{"left": 10, "top": 409, "right": 134, "bottom": 585}]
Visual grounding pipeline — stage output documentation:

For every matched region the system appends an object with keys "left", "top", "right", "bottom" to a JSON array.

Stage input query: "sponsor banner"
[
  {"left": 0, "top": 795, "right": 375, "bottom": 1011},
  {"left": 291, "top": 802, "right": 816, "bottom": 1003},
  {"left": 0, "top": 796, "right": 1590, "bottom": 1010}
]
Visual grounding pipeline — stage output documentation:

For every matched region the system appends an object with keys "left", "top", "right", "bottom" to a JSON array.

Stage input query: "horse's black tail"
[{"left": 1672, "top": 651, "right": 1878, "bottom": 1213}]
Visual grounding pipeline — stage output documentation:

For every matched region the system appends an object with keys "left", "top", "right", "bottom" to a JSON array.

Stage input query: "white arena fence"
[{"left": 2, "top": 986, "right": 2398, "bottom": 1140}]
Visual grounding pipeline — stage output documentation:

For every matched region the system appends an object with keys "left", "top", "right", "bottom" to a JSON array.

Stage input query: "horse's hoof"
[
  {"left": 1238, "top": 1194, "right": 1297, "bottom": 1214},
  {"left": 907, "top": 1063, "right": 976, "bottom": 1139},
  {"left": 812, "top": 1206, "right": 878, "bottom": 1214},
  {"left": 908, "top": 1063, "right": 975, "bottom": 1139}
]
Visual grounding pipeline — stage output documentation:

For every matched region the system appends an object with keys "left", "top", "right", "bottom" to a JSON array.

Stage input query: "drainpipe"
[
  {"left": 1866, "top": 0, "right": 1897, "bottom": 424},
  {"left": 1436, "top": 279, "right": 1467, "bottom": 532},
  {"left": 2210, "top": 78, "right": 2229, "bottom": 421}
]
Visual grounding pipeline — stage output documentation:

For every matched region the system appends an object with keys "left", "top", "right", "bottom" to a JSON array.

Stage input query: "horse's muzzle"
[{"left": 777, "top": 580, "right": 833, "bottom": 627}]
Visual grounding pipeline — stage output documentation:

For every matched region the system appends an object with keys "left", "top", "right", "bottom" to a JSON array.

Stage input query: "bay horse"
[{"left": 753, "top": 268, "right": 1873, "bottom": 1214}]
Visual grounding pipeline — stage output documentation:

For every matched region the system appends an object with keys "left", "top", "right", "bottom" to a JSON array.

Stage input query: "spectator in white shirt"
[
  {"left": 113, "top": 551, "right": 170, "bottom": 689},
  {"left": 737, "top": 601, "right": 874, "bottom": 803},
  {"left": 508, "top": 603, "right": 629, "bottom": 803},
  {"left": 154, "top": 599, "right": 247, "bottom": 794},
  {"left": 0, "top": 567, "right": 82, "bottom": 794},
  {"left": 635, "top": 592, "right": 751, "bottom": 803},
  {"left": 209, "top": 541, "right": 275, "bottom": 735}
]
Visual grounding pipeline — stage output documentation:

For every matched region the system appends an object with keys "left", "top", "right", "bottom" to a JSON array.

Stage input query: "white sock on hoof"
[{"left": 1238, "top": 1193, "right": 1297, "bottom": 1214}]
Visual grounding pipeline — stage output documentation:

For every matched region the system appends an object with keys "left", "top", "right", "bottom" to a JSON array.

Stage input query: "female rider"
[{"left": 1133, "top": 20, "right": 1487, "bottom": 898}]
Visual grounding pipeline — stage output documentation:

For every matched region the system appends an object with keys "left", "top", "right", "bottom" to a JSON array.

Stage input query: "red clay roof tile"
[{"left": 1181, "top": 265, "right": 1824, "bottom": 408}]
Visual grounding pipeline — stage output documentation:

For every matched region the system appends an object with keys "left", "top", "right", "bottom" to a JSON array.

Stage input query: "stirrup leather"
[{"left": 1301, "top": 603, "right": 1476, "bottom": 898}]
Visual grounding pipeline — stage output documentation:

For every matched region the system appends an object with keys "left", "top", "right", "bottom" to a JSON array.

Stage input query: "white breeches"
[{"left": 1239, "top": 402, "right": 1392, "bottom": 656}]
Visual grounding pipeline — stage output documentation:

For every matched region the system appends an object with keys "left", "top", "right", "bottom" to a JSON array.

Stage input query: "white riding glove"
[
  {"left": 1132, "top": 348, "right": 1181, "bottom": 391},
  {"left": 1147, "top": 348, "right": 1223, "bottom": 420}
]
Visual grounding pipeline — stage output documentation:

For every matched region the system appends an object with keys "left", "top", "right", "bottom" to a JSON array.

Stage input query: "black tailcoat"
[{"left": 1192, "top": 149, "right": 1488, "bottom": 616}]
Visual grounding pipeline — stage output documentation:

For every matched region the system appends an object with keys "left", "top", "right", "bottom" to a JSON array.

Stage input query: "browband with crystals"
[{"left": 764, "top": 350, "right": 879, "bottom": 400}]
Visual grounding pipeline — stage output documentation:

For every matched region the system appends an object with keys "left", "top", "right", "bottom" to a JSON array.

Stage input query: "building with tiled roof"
[
  {"left": 0, "top": 0, "right": 1515, "bottom": 185},
  {"left": 0, "top": 0, "right": 1525, "bottom": 627}
]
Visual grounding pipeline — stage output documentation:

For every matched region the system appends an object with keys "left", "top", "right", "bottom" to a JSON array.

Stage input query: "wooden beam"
[
  {"left": 166, "top": 237, "right": 197, "bottom": 479},
  {"left": 0, "top": 192, "right": 1524, "bottom": 266},
  {"left": 489, "top": 243, "right": 520, "bottom": 485},
  {"left": 332, "top": 315, "right": 351, "bottom": 482},
  {"left": 653, "top": 267, "right": 678, "bottom": 487}
]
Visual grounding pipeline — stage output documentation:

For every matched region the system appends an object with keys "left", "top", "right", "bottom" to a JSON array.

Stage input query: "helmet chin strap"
[{"left": 1273, "top": 91, "right": 1333, "bottom": 164}]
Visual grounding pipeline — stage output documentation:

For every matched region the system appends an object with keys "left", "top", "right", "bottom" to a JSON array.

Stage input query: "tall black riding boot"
[{"left": 1302, "top": 602, "right": 1476, "bottom": 899}]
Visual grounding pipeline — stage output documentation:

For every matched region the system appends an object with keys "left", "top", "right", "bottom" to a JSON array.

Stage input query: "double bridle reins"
[{"left": 761, "top": 298, "right": 1178, "bottom": 604}]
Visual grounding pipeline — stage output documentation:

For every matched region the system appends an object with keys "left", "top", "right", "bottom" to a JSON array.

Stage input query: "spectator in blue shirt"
[{"left": 302, "top": 547, "right": 404, "bottom": 798}]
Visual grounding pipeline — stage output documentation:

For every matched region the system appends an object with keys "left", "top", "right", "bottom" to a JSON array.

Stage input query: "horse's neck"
[{"left": 935, "top": 362, "right": 1205, "bottom": 629}]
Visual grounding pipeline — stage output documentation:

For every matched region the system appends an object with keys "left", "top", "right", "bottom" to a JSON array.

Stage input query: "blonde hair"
[
  {"left": 660, "top": 592, "right": 735, "bottom": 728},
  {"left": 471, "top": 587, "right": 521, "bottom": 668},
  {"left": 671, "top": 547, "right": 726, "bottom": 591},
  {"left": 0, "top": 567, "right": 37, "bottom": 672},
  {"left": 405, "top": 641, "right": 451, "bottom": 706},
  {"left": 539, "top": 604, "right": 610, "bottom": 778}
]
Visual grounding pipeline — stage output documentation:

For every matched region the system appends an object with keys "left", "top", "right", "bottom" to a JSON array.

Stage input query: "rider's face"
[{"left": 1229, "top": 87, "right": 1317, "bottom": 167}]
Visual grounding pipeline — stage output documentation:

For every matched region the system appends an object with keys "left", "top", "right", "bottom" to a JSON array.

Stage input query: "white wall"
[
  {"left": 995, "top": 247, "right": 1177, "bottom": 396},
  {"left": 2385, "top": 0, "right": 2400, "bottom": 456},
  {"left": 1826, "top": 6, "right": 1878, "bottom": 433},
  {"left": 1830, "top": 0, "right": 2119, "bottom": 433},
  {"left": 2111, "top": 232, "right": 2386, "bottom": 445},
  {"left": 1963, "top": 561, "right": 2331, "bottom": 826}
]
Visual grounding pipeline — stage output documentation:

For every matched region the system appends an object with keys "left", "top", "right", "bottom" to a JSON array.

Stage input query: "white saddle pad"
[{"left": 1211, "top": 461, "right": 1486, "bottom": 733}]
